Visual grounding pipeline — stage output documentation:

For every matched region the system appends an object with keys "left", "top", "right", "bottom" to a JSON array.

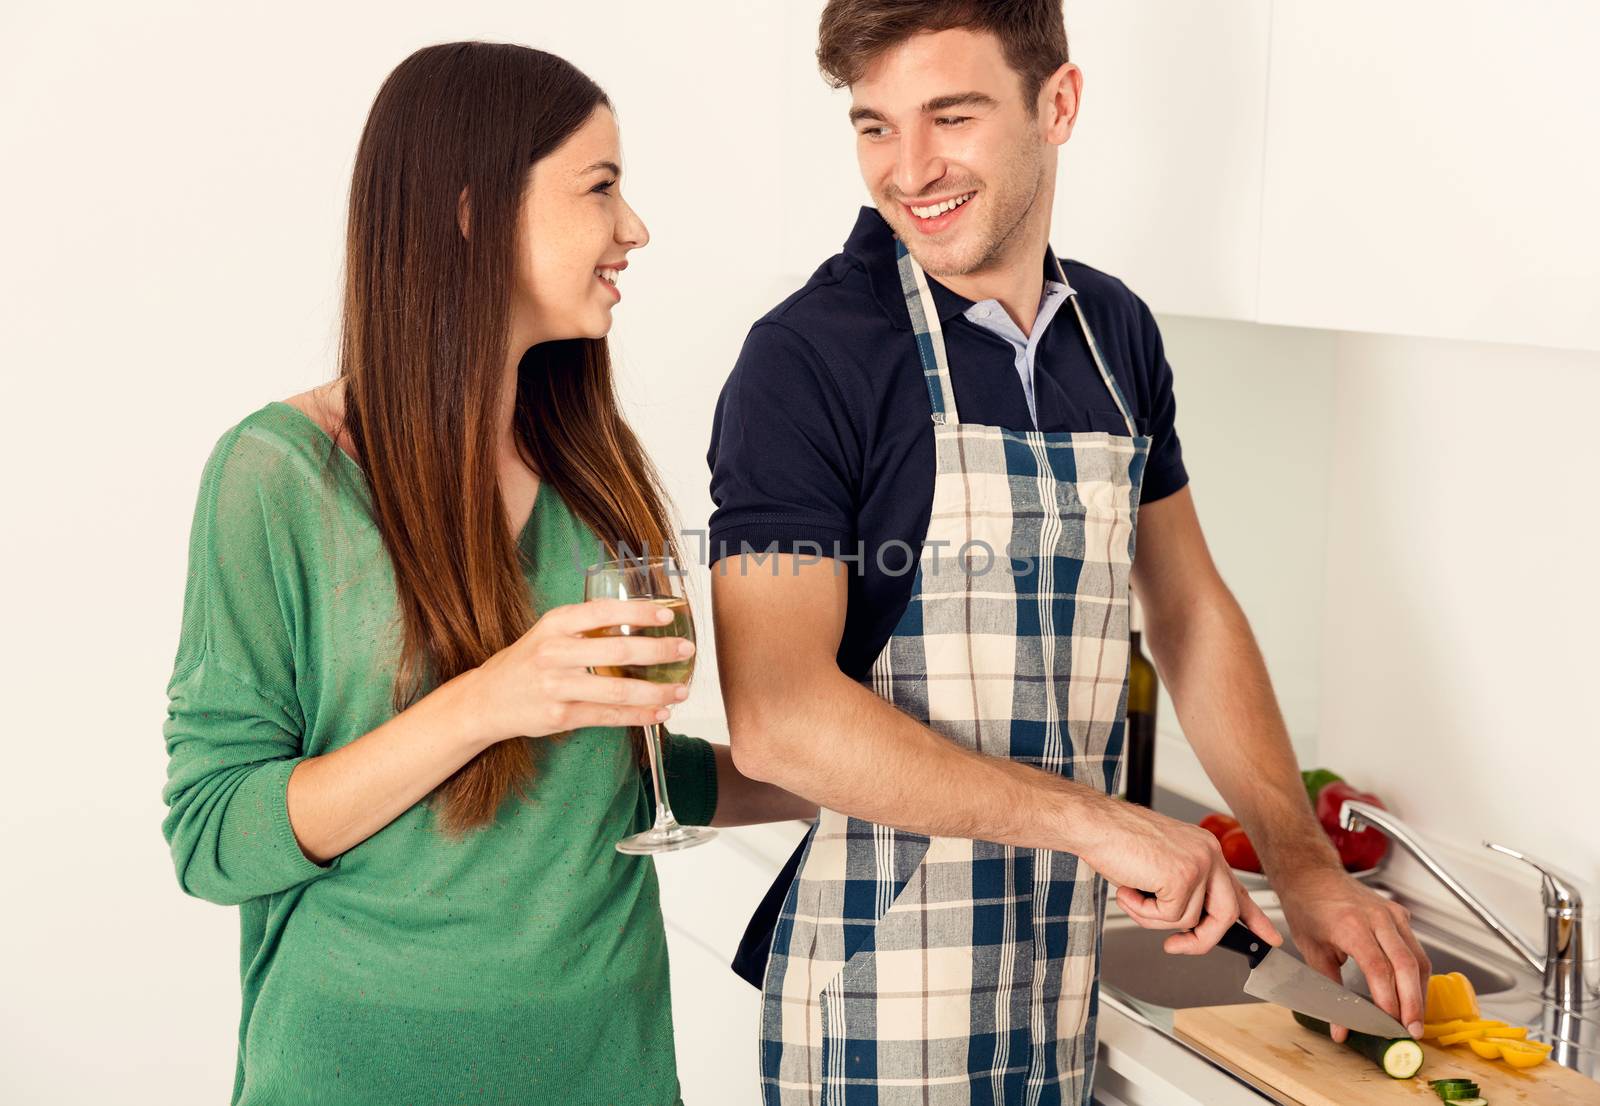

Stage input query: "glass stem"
[{"left": 643, "top": 722, "right": 680, "bottom": 833}]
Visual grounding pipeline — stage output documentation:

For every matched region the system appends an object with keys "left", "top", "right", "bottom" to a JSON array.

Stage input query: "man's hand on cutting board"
[{"left": 1276, "top": 864, "right": 1432, "bottom": 1041}]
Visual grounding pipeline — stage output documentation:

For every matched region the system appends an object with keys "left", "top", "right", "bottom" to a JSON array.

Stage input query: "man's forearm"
[
  {"left": 1146, "top": 589, "right": 1340, "bottom": 879},
  {"left": 726, "top": 664, "right": 1113, "bottom": 854}
]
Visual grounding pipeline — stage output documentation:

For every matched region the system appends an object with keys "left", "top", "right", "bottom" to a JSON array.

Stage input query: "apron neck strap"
[
  {"left": 895, "top": 238, "right": 960, "bottom": 425},
  {"left": 1057, "top": 250, "right": 1140, "bottom": 438},
  {"left": 896, "top": 237, "right": 1141, "bottom": 437}
]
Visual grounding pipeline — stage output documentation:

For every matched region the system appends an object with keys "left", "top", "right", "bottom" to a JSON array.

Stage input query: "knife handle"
[{"left": 1216, "top": 920, "right": 1272, "bottom": 967}]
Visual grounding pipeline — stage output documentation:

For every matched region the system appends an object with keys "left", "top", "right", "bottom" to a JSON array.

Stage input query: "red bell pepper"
[
  {"left": 1220, "top": 827, "right": 1263, "bottom": 873},
  {"left": 1199, "top": 812, "right": 1240, "bottom": 845},
  {"left": 1315, "top": 781, "right": 1390, "bottom": 870}
]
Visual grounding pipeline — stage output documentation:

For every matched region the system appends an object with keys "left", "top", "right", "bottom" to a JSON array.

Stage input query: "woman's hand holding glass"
[{"left": 462, "top": 599, "right": 693, "bottom": 747}]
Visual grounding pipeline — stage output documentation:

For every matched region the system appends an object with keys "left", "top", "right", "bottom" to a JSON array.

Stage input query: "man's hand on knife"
[
  {"left": 1274, "top": 864, "right": 1432, "bottom": 1041},
  {"left": 1083, "top": 796, "right": 1284, "bottom": 954},
  {"left": 1084, "top": 796, "right": 1431, "bottom": 1041}
]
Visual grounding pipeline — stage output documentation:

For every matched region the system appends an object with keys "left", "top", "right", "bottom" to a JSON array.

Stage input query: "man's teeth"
[
  {"left": 595, "top": 267, "right": 619, "bottom": 285},
  {"left": 910, "top": 192, "right": 975, "bottom": 219}
]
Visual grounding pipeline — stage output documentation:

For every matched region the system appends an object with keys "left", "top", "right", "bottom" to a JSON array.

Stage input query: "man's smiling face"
[{"left": 850, "top": 28, "right": 1056, "bottom": 279}]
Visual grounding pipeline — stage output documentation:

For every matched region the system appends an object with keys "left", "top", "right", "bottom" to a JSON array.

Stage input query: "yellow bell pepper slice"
[
  {"left": 1424, "top": 972, "right": 1481, "bottom": 1023},
  {"left": 1428, "top": 1018, "right": 1508, "bottom": 1041},
  {"left": 1421, "top": 1017, "right": 1500, "bottom": 1037},
  {"left": 1488, "top": 1037, "right": 1552, "bottom": 1069},
  {"left": 1438, "top": 1027, "right": 1491, "bottom": 1045},
  {"left": 1468, "top": 1038, "right": 1503, "bottom": 1060},
  {"left": 1503, "top": 1050, "right": 1550, "bottom": 1069}
]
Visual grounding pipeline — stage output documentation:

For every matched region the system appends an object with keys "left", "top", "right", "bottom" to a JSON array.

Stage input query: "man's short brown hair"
[{"left": 817, "top": 0, "right": 1069, "bottom": 102}]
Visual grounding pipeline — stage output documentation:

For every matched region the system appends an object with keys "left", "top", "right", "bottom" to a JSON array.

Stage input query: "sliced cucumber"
[
  {"left": 1292, "top": 1010, "right": 1425, "bottom": 1079},
  {"left": 1428, "top": 1078, "right": 1484, "bottom": 1103}
]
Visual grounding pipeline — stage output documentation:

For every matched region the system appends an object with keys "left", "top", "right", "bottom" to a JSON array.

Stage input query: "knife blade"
[{"left": 1217, "top": 921, "right": 1411, "bottom": 1039}]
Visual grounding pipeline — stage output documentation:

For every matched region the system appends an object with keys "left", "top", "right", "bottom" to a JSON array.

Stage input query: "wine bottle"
[{"left": 1124, "top": 590, "right": 1158, "bottom": 807}]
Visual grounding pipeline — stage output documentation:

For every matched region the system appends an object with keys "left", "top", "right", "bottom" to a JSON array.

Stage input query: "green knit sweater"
[{"left": 161, "top": 402, "right": 716, "bottom": 1105}]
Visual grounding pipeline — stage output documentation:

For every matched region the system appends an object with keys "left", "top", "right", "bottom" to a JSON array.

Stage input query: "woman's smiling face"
[{"left": 514, "top": 105, "right": 649, "bottom": 346}]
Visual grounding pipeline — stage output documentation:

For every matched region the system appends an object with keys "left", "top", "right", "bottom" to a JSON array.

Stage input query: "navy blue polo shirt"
[{"left": 706, "top": 206, "right": 1188, "bottom": 681}]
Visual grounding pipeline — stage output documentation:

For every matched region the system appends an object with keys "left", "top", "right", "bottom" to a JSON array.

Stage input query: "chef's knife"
[{"left": 1217, "top": 921, "right": 1412, "bottom": 1038}]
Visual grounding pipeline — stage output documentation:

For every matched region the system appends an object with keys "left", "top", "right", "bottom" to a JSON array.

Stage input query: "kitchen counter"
[{"left": 1095, "top": 993, "right": 1271, "bottom": 1106}]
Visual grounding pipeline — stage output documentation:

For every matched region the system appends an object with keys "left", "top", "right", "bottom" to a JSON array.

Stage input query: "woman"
[{"left": 161, "top": 42, "right": 812, "bottom": 1105}]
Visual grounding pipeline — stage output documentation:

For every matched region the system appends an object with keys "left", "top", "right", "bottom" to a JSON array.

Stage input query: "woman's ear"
[{"left": 457, "top": 186, "right": 471, "bottom": 240}]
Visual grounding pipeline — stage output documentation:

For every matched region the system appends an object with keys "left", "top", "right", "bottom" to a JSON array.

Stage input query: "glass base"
[{"left": 616, "top": 822, "right": 718, "bottom": 856}]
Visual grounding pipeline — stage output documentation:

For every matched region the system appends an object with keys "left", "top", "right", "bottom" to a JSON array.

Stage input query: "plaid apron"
[{"left": 758, "top": 240, "right": 1150, "bottom": 1106}]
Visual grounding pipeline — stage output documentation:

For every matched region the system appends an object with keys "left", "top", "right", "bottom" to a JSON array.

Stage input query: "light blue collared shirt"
[{"left": 962, "top": 277, "right": 1073, "bottom": 428}]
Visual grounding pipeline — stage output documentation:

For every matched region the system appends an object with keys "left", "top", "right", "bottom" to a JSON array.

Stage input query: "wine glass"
[{"left": 583, "top": 553, "right": 717, "bottom": 855}]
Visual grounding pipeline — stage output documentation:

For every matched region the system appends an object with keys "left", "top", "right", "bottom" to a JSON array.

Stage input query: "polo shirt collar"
[{"left": 841, "top": 204, "right": 1070, "bottom": 331}]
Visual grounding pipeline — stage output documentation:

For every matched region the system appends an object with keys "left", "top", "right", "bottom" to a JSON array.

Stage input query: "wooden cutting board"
[{"left": 1173, "top": 1002, "right": 1600, "bottom": 1105}]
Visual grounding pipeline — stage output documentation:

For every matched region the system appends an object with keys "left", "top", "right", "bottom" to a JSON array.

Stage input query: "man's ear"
[
  {"left": 1039, "top": 61, "right": 1083, "bottom": 145},
  {"left": 457, "top": 186, "right": 471, "bottom": 240}
]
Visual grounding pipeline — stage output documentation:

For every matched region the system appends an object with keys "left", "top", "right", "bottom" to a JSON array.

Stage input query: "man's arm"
[
  {"left": 717, "top": 556, "right": 1099, "bottom": 846},
  {"left": 1129, "top": 485, "right": 1431, "bottom": 1037},
  {"left": 714, "top": 552, "right": 1280, "bottom": 953}
]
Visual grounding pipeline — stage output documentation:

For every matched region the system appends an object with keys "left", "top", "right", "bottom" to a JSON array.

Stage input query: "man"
[{"left": 707, "top": 2, "right": 1431, "bottom": 1102}]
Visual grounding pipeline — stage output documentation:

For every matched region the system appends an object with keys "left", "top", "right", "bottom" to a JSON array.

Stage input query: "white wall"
[
  {"left": 1315, "top": 331, "right": 1600, "bottom": 933},
  {"left": 1152, "top": 319, "right": 1600, "bottom": 978},
  {"left": 1142, "top": 315, "right": 1338, "bottom": 762}
]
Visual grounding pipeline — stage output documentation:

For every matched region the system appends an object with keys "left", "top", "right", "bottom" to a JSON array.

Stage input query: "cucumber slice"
[
  {"left": 1293, "top": 1010, "right": 1425, "bottom": 1079},
  {"left": 1437, "top": 1087, "right": 1483, "bottom": 1102},
  {"left": 1451, "top": 1099, "right": 1487, "bottom": 1106}
]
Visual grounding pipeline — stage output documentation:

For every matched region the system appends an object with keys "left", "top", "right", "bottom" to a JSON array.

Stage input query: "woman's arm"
[
  {"left": 282, "top": 672, "right": 488, "bottom": 862},
  {"left": 162, "top": 422, "right": 692, "bottom": 899},
  {"left": 706, "top": 741, "right": 818, "bottom": 827},
  {"left": 277, "top": 598, "right": 696, "bottom": 862}
]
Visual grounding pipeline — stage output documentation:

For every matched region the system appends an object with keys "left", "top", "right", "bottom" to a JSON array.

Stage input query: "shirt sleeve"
[
  {"left": 653, "top": 731, "right": 719, "bottom": 828},
  {"left": 706, "top": 321, "right": 863, "bottom": 565},
  {"left": 161, "top": 422, "right": 336, "bottom": 906},
  {"left": 1131, "top": 293, "right": 1189, "bottom": 505}
]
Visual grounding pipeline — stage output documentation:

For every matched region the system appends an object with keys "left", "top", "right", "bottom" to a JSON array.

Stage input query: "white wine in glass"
[{"left": 583, "top": 555, "right": 716, "bottom": 855}]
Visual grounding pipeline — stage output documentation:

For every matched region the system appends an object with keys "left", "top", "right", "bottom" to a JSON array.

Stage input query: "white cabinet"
[
  {"left": 1052, "top": 1, "right": 1600, "bottom": 352},
  {"left": 1056, "top": 1, "right": 1272, "bottom": 321},
  {"left": 1257, "top": 0, "right": 1600, "bottom": 351}
]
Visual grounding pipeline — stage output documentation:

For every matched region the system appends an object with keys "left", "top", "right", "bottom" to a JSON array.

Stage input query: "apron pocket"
[{"left": 833, "top": 827, "right": 932, "bottom": 971}]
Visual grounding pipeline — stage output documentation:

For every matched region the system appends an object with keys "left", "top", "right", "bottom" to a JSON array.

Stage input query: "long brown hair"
[{"left": 335, "top": 41, "right": 683, "bottom": 833}]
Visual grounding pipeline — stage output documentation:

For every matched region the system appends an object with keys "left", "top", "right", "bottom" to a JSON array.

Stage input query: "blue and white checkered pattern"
[{"left": 758, "top": 241, "right": 1150, "bottom": 1105}]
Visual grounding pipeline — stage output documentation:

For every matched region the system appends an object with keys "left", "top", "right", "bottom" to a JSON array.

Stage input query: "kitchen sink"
[
  {"left": 1093, "top": 787, "right": 1600, "bottom": 1090},
  {"left": 1101, "top": 907, "right": 1518, "bottom": 1012}
]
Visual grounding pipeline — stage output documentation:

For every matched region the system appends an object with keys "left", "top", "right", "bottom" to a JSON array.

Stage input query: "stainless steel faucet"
[{"left": 1339, "top": 800, "right": 1587, "bottom": 1070}]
